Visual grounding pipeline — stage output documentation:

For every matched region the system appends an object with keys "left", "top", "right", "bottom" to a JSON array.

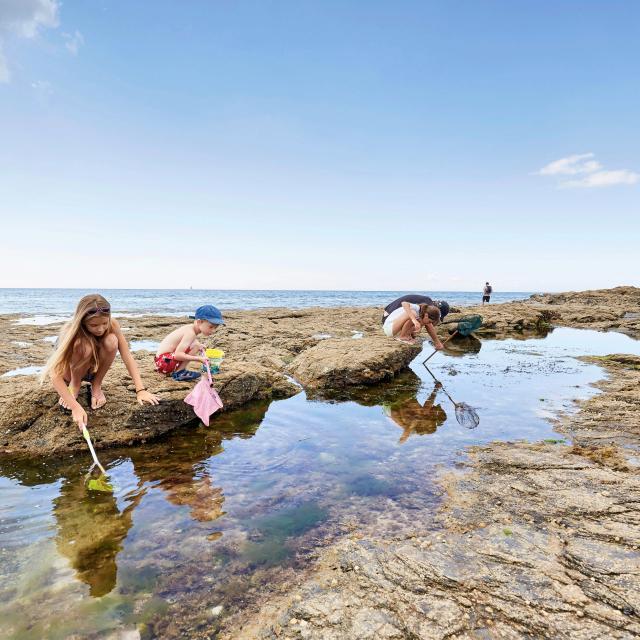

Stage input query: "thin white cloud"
[
  {"left": 562, "top": 170, "right": 640, "bottom": 189},
  {"left": 536, "top": 153, "right": 639, "bottom": 189},
  {"left": 31, "top": 78, "right": 51, "bottom": 93},
  {"left": 537, "top": 153, "right": 602, "bottom": 176},
  {"left": 0, "top": 0, "right": 59, "bottom": 37},
  {"left": 0, "top": 0, "right": 60, "bottom": 82},
  {"left": 63, "top": 29, "right": 83, "bottom": 55}
]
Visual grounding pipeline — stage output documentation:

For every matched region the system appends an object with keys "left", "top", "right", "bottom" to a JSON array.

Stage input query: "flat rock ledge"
[
  {"left": 287, "top": 337, "right": 421, "bottom": 390},
  {"left": 0, "top": 308, "right": 419, "bottom": 455}
]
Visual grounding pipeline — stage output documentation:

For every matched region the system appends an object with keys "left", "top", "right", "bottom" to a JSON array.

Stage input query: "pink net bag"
[{"left": 184, "top": 353, "right": 223, "bottom": 425}]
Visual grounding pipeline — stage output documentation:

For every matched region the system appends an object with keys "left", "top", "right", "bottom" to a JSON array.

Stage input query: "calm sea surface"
[{"left": 0, "top": 288, "right": 535, "bottom": 316}]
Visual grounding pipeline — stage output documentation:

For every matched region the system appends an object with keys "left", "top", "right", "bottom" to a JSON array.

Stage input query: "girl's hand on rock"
[
  {"left": 59, "top": 386, "right": 79, "bottom": 409},
  {"left": 72, "top": 405, "right": 88, "bottom": 431},
  {"left": 137, "top": 390, "right": 160, "bottom": 406}
]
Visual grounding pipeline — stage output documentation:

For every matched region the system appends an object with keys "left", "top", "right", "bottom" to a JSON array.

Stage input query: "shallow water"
[
  {"left": 1, "top": 328, "right": 639, "bottom": 638},
  {"left": 1, "top": 365, "right": 44, "bottom": 378},
  {"left": 129, "top": 340, "right": 160, "bottom": 353}
]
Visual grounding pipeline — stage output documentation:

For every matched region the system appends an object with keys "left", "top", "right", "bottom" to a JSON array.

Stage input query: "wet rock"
[{"left": 287, "top": 337, "right": 421, "bottom": 390}]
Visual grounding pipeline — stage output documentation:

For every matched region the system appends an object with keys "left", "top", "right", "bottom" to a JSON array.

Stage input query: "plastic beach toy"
[{"left": 203, "top": 348, "right": 225, "bottom": 374}]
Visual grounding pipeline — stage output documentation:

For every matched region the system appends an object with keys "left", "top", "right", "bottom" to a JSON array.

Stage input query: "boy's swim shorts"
[{"left": 154, "top": 347, "right": 191, "bottom": 374}]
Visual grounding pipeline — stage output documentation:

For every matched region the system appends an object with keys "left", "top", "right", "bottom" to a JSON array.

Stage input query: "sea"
[{"left": 0, "top": 288, "right": 535, "bottom": 317}]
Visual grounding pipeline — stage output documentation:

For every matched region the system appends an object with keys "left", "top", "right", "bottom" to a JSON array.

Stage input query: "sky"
[{"left": 0, "top": 0, "right": 638, "bottom": 292}]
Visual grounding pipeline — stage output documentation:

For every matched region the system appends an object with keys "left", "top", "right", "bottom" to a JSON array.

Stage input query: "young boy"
[{"left": 155, "top": 305, "right": 225, "bottom": 381}]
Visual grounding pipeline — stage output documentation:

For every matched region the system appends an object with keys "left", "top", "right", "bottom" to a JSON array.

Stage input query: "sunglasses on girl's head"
[{"left": 85, "top": 306, "right": 111, "bottom": 317}]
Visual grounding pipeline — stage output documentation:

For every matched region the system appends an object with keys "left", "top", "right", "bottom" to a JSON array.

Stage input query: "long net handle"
[
  {"left": 201, "top": 348, "right": 213, "bottom": 386},
  {"left": 422, "top": 364, "right": 457, "bottom": 407},
  {"left": 422, "top": 331, "right": 458, "bottom": 364},
  {"left": 82, "top": 426, "right": 106, "bottom": 474}
]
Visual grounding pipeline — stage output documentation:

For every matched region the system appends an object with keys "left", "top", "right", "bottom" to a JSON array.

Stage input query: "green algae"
[{"left": 243, "top": 502, "right": 328, "bottom": 566}]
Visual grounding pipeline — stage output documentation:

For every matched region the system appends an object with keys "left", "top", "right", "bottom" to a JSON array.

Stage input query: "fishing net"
[
  {"left": 454, "top": 402, "right": 480, "bottom": 429},
  {"left": 423, "top": 365, "right": 480, "bottom": 430},
  {"left": 84, "top": 465, "right": 113, "bottom": 492},
  {"left": 446, "top": 314, "right": 483, "bottom": 337}
]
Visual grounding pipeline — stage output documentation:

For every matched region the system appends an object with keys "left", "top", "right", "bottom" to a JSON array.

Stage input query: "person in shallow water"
[
  {"left": 383, "top": 382, "right": 447, "bottom": 444},
  {"left": 41, "top": 294, "right": 159, "bottom": 430},
  {"left": 381, "top": 294, "right": 450, "bottom": 346}
]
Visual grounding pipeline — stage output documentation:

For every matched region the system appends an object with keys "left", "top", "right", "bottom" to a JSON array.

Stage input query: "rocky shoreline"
[
  {"left": 218, "top": 355, "right": 640, "bottom": 640},
  {"left": 2, "top": 286, "right": 638, "bottom": 457},
  {"left": 1, "top": 287, "right": 639, "bottom": 637}
]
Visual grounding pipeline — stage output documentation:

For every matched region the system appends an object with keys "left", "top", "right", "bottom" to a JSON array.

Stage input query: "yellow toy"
[{"left": 203, "top": 348, "right": 225, "bottom": 374}]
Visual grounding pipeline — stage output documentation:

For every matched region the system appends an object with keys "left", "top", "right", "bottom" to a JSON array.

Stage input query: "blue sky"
[{"left": 1, "top": 1, "right": 638, "bottom": 291}]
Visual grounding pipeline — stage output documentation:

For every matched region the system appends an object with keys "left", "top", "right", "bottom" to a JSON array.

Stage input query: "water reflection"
[
  {"left": 383, "top": 383, "right": 447, "bottom": 443},
  {"left": 310, "top": 371, "right": 449, "bottom": 443},
  {"left": 423, "top": 366, "right": 480, "bottom": 430},
  {"left": 442, "top": 333, "right": 483, "bottom": 357},
  {"left": 53, "top": 474, "right": 142, "bottom": 597},
  {"left": 0, "top": 399, "right": 272, "bottom": 599},
  {"left": 311, "top": 369, "right": 423, "bottom": 406}
]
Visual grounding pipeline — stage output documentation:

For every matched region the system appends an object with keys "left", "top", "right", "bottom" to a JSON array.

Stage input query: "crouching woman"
[{"left": 382, "top": 301, "right": 445, "bottom": 348}]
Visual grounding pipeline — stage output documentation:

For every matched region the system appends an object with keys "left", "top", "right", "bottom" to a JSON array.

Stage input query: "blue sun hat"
[{"left": 190, "top": 305, "right": 225, "bottom": 325}]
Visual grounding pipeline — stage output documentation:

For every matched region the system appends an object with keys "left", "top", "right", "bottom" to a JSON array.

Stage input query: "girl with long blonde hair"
[{"left": 41, "top": 294, "right": 159, "bottom": 430}]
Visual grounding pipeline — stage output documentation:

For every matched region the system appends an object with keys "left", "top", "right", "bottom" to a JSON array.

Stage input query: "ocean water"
[{"left": 0, "top": 288, "right": 535, "bottom": 316}]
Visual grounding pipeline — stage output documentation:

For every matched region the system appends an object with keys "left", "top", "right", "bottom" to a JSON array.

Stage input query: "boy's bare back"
[{"left": 156, "top": 324, "right": 197, "bottom": 357}]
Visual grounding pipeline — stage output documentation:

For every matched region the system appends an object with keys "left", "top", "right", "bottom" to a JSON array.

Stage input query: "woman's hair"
[
  {"left": 40, "top": 294, "right": 112, "bottom": 383},
  {"left": 418, "top": 304, "right": 441, "bottom": 325}
]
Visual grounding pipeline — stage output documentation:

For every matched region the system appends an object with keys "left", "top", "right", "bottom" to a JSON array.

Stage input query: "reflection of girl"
[
  {"left": 383, "top": 385, "right": 447, "bottom": 444},
  {"left": 41, "top": 294, "right": 159, "bottom": 430},
  {"left": 53, "top": 472, "right": 139, "bottom": 597}
]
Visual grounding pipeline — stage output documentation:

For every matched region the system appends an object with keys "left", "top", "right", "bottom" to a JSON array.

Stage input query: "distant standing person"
[
  {"left": 482, "top": 282, "right": 492, "bottom": 305},
  {"left": 381, "top": 294, "right": 450, "bottom": 347}
]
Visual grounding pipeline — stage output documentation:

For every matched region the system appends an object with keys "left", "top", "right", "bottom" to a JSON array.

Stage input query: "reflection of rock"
[
  {"left": 128, "top": 399, "right": 270, "bottom": 524},
  {"left": 309, "top": 370, "right": 422, "bottom": 406},
  {"left": 441, "top": 333, "right": 482, "bottom": 357},
  {"left": 53, "top": 475, "right": 140, "bottom": 597}
]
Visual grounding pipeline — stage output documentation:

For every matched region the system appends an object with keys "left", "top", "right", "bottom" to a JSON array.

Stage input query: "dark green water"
[{"left": 1, "top": 328, "right": 639, "bottom": 639}]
